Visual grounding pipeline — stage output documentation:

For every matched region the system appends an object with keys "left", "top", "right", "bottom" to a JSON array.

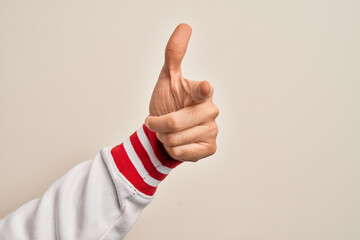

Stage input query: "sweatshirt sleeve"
[{"left": 0, "top": 124, "right": 182, "bottom": 240}]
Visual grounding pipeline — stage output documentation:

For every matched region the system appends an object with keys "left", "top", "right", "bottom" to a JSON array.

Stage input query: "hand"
[{"left": 146, "top": 24, "right": 219, "bottom": 162}]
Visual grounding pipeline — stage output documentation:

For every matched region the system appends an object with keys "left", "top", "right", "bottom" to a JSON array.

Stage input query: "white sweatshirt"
[{"left": 0, "top": 124, "right": 181, "bottom": 239}]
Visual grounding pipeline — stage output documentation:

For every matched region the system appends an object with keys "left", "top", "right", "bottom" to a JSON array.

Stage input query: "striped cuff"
[{"left": 110, "top": 124, "right": 182, "bottom": 196}]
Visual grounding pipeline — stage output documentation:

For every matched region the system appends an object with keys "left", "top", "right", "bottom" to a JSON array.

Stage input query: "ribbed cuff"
[{"left": 110, "top": 124, "right": 182, "bottom": 196}]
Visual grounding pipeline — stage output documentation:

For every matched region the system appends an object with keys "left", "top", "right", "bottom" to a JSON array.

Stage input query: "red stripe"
[
  {"left": 142, "top": 125, "right": 182, "bottom": 169},
  {"left": 130, "top": 132, "right": 168, "bottom": 181},
  {"left": 111, "top": 143, "right": 156, "bottom": 196}
]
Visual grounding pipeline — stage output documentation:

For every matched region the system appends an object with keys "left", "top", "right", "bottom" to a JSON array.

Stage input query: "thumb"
[
  {"left": 164, "top": 23, "right": 192, "bottom": 73},
  {"left": 189, "top": 80, "right": 213, "bottom": 103}
]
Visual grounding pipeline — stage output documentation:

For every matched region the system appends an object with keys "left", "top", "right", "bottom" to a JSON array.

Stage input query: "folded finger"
[
  {"left": 146, "top": 102, "right": 219, "bottom": 133},
  {"left": 164, "top": 141, "right": 217, "bottom": 162},
  {"left": 156, "top": 121, "right": 218, "bottom": 147}
]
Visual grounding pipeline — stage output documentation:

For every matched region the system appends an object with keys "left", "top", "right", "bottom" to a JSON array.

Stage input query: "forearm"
[{"left": 0, "top": 124, "right": 179, "bottom": 240}]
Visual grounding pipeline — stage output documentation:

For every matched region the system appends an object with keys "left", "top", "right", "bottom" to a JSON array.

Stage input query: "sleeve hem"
[{"left": 109, "top": 124, "right": 182, "bottom": 197}]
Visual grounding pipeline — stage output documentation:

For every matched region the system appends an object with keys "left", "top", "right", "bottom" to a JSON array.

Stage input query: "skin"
[{"left": 146, "top": 24, "right": 219, "bottom": 162}]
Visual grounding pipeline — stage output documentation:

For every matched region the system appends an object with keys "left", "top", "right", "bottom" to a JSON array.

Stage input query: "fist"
[{"left": 146, "top": 24, "right": 219, "bottom": 162}]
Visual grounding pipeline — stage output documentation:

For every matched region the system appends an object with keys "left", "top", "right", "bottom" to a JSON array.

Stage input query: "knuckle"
[
  {"left": 168, "top": 146, "right": 183, "bottom": 159},
  {"left": 156, "top": 133, "right": 166, "bottom": 144},
  {"left": 209, "top": 119, "right": 217, "bottom": 128},
  {"left": 212, "top": 105, "right": 220, "bottom": 118},
  {"left": 208, "top": 143, "right": 217, "bottom": 156},
  {"left": 167, "top": 115, "right": 181, "bottom": 131},
  {"left": 206, "top": 121, "right": 218, "bottom": 136},
  {"left": 212, "top": 121, "right": 219, "bottom": 136},
  {"left": 164, "top": 133, "right": 178, "bottom": 146}
]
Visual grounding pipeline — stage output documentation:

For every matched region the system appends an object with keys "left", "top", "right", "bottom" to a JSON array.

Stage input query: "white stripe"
[
  {"left": 123, "top": 138, "right": 161, "bottom": 187},
  {"left": 136, "top": 127, "right": 172, "bottom": 175}
]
